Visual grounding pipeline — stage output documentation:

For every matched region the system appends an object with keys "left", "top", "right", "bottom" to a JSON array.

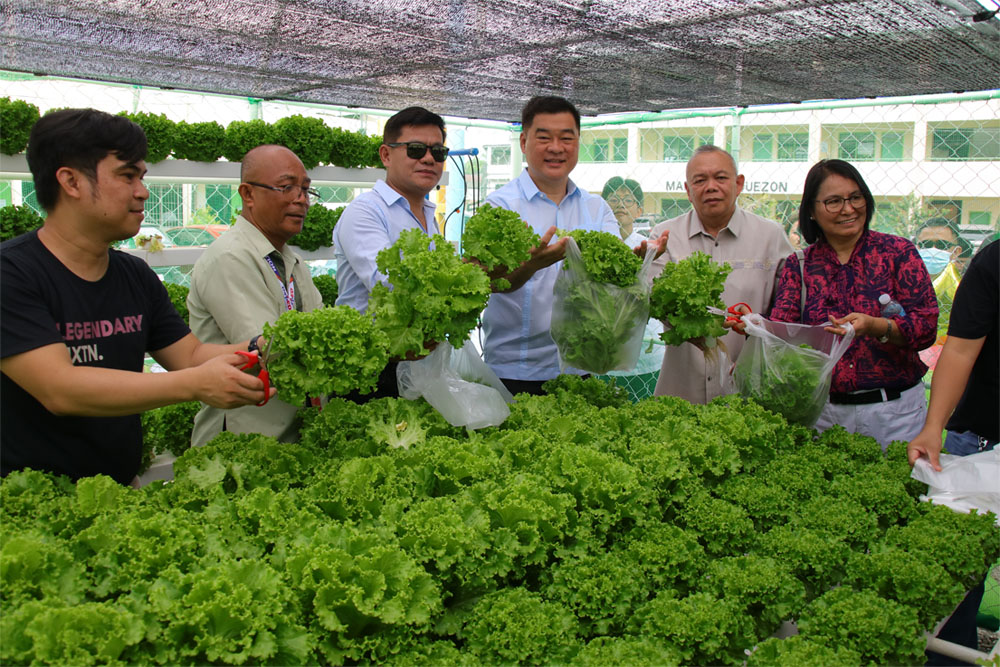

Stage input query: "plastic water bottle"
[{"left": 879, "top": 293, "right": 906, "bottom": 318}]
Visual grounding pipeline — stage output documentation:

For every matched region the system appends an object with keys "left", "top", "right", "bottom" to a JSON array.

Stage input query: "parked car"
[
  {"left": 164, "top": 226, "right": 218, "bottom": 247},
  {"left": 184, "top": 223, "right": 231, "bottom": 238}
]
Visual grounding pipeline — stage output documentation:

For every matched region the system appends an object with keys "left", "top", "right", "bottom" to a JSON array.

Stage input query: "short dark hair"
[
  {"left": 521, "top": 96, "right": 580, "bottom": 132},
  {"left": 26, "top": 108, "right": 147, "bottom": 212},
  {"left": 383, "top": 107, "right": 446, "bottom": 144},
  {"left": 602, "top": 176, "right": 643, "bottom": 202},
  {"left": 915, "top": 217, "right": 974, "bottom": 257},
  {"left": 798, "top": 159, "right": 875, "bottom": 245}
]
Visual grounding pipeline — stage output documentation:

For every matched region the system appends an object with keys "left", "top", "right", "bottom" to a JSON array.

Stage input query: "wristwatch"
[
  {"left": 248, "top": 334, "right": 262, "bottom": 353},
  {"left": 877, "top": 319, "right": 891, "bottom": 344}
]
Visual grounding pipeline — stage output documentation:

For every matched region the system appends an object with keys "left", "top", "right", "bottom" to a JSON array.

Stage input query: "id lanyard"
[{"left": 264, "top": 255, "right": 296, "bottom": 311}]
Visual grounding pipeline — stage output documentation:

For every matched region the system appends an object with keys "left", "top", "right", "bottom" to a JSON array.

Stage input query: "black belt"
[{"left": 829, "top": 382, "right": 917, "bottom": 405}]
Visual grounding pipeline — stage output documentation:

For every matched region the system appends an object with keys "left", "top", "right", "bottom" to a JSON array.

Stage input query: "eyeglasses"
[
  {"left": 817, "top": 193, "right": 866, "bottom": 213},
  {"left": 246, "top": 182, "right": 319, "bottom": 200},
  {"left": 607, "top": 195, "right": 638, "bottom": 207},
  {"left": 385, "top": 141, "right": 449, "bottom": 162}
]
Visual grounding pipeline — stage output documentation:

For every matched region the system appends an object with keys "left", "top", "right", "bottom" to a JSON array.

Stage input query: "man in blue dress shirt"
[
  {"left": 482, "top": 96, "right": 665, "bottom": 395},
  {"left": 334, "top": 106, "right": 450, "bottom": 400}
]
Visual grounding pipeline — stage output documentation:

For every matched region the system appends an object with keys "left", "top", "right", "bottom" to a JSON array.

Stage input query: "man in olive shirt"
[
  {"left": 187, "top": 144, "right": 323, "bottom": 447},
  {"left": 649, "top": 145, "right": 793, "bottom": 404}
]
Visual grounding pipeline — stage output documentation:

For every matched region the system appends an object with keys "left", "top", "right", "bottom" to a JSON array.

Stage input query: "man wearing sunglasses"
[
  {"left": 334, "top": 106, "right": 449, "bottom": 401},
  {"left": 187, "top": 144, "right": 323, "bottom": 446}
]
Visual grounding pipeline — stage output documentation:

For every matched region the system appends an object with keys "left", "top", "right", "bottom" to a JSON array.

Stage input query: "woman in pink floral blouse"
[{"left": 770, "top": 159, "right": 938, "bottom": 448}]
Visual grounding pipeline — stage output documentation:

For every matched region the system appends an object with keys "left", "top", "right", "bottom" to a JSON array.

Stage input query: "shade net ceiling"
[{"left": 1, "top": 0, "right": 998, "bottom": 121}]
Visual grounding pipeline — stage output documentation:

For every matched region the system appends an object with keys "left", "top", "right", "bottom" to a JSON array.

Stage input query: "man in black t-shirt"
[
  {"left": 0, "top": 109, "right": 274, "bottom": 486},
  {"left": 907, "top": 239, "right": 998, "bottom": 663},
  {"left": 909, "top": 238, "right": 999, "bottom": 468}
]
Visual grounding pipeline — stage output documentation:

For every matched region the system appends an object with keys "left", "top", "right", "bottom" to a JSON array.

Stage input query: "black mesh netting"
[{"left": 1, "top": 0, "right": 997, "bottom": 120}]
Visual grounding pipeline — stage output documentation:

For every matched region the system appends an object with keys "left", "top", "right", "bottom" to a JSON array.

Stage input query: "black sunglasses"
[{"left": 385, "top": 141, "right": 449, "bottom": 162}]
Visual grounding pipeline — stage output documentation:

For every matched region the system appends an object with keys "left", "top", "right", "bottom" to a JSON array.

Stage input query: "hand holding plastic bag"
[
  {"left": 550, "top": 238, "right": 656, "bottom": 374},
  {"left": 733, "top": 313, "right": 854, "bottom": 426},
  {"left": 397, "top": 340, "right": 513, "bottom": 429},
  {"left": 911, "top": 449, "right": 1000, "bottom": 523}
]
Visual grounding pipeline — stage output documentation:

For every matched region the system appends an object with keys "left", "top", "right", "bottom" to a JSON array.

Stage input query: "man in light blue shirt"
[
  {"left": 333, "top": 106, "right": 448, "bottom": 399},
  {"left": 482, "top": 96, "right": 664, "bottom": 395}
]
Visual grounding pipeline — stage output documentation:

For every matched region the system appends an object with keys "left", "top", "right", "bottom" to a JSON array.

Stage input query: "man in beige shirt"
[
  {"left": 649, "top": 145, "right": 793, "bottom": 404},
  {"left": 188, "top": 144, "right": 323, "bottom": 447}
]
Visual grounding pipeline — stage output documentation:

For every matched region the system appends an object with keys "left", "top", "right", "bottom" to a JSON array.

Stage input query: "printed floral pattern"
[{"left": 771, "top": 230, "right": 938, "bottom": 393}]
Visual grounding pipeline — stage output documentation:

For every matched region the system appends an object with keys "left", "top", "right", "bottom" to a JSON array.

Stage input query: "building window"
[
  {"left": 930, "top": 127, "right": 1000, "bottom": 161},
  {"left": 751, "top": 132, "right": 808, "bottom": 162},
  {"left": 968, "top": 211, "right": 991, "bottom": 226},
  {"left": 581, "top": 137, "right": 628, "bottom": 163},
  {"left": 752, "top": 133, "right": 773, "bottom": 161},
  {"left": 838, "top": 132, "right": 877, "bottom": 161},
  {"left": 664, "top": 136, "right": 695, "bottom": 162},
  {"left": 881, "top": 132, "right": 904, "bottom": 161},
  {"left": 929, "top": 200, "right": 962, "bottom": 226},
  {"left": 612, "top": 137, "right": 628, "bottom": 162},
  {"left": 777, "top": 133, "right": 809, "bottom": 162},
  {"left": 488, "top": 145, "right": 511, "bottom": 166}
]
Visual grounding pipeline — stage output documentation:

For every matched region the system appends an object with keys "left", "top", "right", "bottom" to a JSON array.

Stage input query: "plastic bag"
[
  {"left": 550, "top": 239, "right": 656, "bottom": 374},
  {"left": 911, "top": 449, "right": 1000, "bottom": 523},
  {"left": 733, "top": 313, "right": 854, "bottom": 427},
  {"left": 397, "top": 340, "right": 513, "bottom": 429}
]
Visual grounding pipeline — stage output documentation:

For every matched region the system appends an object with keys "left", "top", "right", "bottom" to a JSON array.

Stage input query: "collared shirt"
[
  {"left": 333, "top": 179, "right": 440, "bottom": 313},
  {"left": 648, "top": 207, "right": 793, "bottom": 404},
  {"left": 770, "top": 229, "right": 937, "bottom": 394},
  {"left": 481, "top": 169, "right": 619, "bottom": 380},
  {"left": 622, "top": 230, "right": 647, "bottom": 248},
  {"left": 187, "top": 215, "right": 323, "bottom": 447}
]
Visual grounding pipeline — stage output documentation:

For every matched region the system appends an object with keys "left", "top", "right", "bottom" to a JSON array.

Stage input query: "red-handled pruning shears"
[
  {"left": 725, "top": 302, "right": 752, "bottom": 326},
  {"left": 235, "top": 338, "right": 272, "bottom": 406}
]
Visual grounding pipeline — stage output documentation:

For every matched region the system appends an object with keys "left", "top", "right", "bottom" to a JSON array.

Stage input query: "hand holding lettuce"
[{"left": 550, "top": 230, "right": 655, "bottom": 374}]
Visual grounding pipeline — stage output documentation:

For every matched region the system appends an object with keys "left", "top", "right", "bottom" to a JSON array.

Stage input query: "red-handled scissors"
[
  {"left": 726, "top": 302, "right": 752, "bottom": 328},
  {"left": 234, "top": 341, "right": 271, "bottom": 407}
]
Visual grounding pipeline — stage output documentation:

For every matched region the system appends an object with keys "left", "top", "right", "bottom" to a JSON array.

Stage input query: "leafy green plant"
[
  {"left": 650, "top": 251, "right": 731, "bottom": 345},
  {"left": 541, "top": 374, "right": 630, "bottom": 409},
  {"left": 567, "top": 229, "right": 642, "bottom": 287},
  {"left": 119, "top": 112, "right": 175, "bottom": 163},
  {"left": 140, "top": 401, "right": 199, "bottom": 464},
  {"left": 369, "top": 229, "right": 491, "bottom": 358},
  {"left": 289, "top": 205, "right": 343, "bottom": 251},
  {"left": 222, "top": 119, "right": 274, "bottom": 163},
  {"left": 630, "top": 592, "right": 755, "bottom": 666},
  {"left": 263, "top": 305, "right": 390, "bottom": 404},
  {"left": 460, "top": 203, "right": 539, "bottom": 290},
  {"left": 734, "top": 341, "right": 827, "bottom": 426},
  {"left": 748, "top": 636, "right": 861, "bottom": 667},
  {"left": 0, "top": 97, "right": 40, "bottom": 155},
  {"left": 460, "top": 588, "right": 578, "bottom": 664},
  {"left": 798, "top": 587, "right": 925, "bottom": 666},
  {"left": 366, "top": 134, "right": 384, "bottom": 167},
  {"left": 551, "top": 230, "right": 650, "bottom": 373},
  {"left": 311, "top": 274, "right": 338, "bottom": 306},
  {"left": 163, "top": 282, "right": 189, "bottom": 325},
  {"left": 0, "top": 204, "right": 44, "bottom": 242},
  {"left": 171, "top": 120, "right": 225, "bottom": 162},
  {"left": 271, "top": 115, "right": 332, "bottom": 170},
  {"left": 328, "top": 127, "right": 378, "bottom": 168},
  {"left": 3, "top": 369, "right": 998, "bottom": 666}
]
